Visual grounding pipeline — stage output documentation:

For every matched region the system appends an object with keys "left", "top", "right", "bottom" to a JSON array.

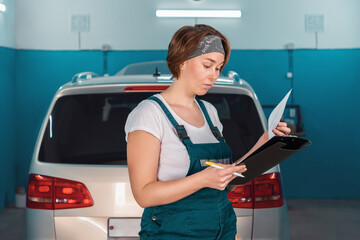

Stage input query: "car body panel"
[
  {"left": 52, "top": 216, "right": 256, "bottom": 240},
  {"left": 25, "top": 209, "right": 56, "bottom": 240},
  {"left": 54, "top": 217, "right": 108, "bottom": 240},
  {"left": 252, "top": 204, "right": 289, "bottom": 240},
  {"left": 235, "top": 215, "right": 253, "bottom": 240}
]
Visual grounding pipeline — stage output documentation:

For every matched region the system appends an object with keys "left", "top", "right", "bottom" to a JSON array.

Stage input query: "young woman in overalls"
[{"left": 125, "top": 24, "right": 291, "bottom": 240}]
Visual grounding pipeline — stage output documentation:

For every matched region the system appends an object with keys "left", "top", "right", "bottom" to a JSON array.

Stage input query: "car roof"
[
  {"left": 59, "top": 61, "right": 255, "bottom": 94},
  {"left": 61, "top": 74, "right": 250, "bottom": 89}
]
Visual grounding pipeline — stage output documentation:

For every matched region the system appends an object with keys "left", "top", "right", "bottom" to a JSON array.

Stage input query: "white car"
[{"left": 25, "top": 61, "right": 289, "bottom": 240}]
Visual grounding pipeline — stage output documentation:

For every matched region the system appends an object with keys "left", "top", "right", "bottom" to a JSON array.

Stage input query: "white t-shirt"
[{"left": 125, "top": 94, "right": 223, "bottom": 181}]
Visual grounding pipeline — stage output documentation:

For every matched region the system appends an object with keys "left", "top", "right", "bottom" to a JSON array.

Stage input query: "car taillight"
[
  {"left": 228, "top": 172, "right": 284, "bottom": 209},
  {"left": 26, "top": 174, "right": 94, "bottom": 210},
  {"left": 124, "top": 86, "right": 169, "bottom": 92}
]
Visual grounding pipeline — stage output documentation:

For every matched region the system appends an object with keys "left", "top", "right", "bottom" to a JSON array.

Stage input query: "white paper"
[{"left": 268, "top": 89, "right": 292, "bottom": 139}]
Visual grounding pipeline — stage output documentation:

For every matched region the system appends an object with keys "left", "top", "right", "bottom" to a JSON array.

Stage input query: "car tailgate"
[
  {"left": 31, "top": 163, "right": 143, "bottom": 217},
  {"left": 31, "top": 163, "right": 254, "bottom": 239}
]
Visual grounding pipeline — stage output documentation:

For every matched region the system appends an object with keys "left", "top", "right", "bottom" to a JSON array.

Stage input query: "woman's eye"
[
  {"left": 204, "top": 65, "right": 211, "bottom": 69},
  {"left": 215, "top": 68, "right": 220, "bottom": 71}
]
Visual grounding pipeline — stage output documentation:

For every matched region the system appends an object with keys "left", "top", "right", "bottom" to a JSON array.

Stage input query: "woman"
[{"left": 125, "top": 24, "right": 290, "bottom": 239}]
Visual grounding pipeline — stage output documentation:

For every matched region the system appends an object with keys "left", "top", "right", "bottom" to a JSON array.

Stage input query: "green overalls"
[{"left": 139, "top": 96, "right": 237, "bottom": 240}]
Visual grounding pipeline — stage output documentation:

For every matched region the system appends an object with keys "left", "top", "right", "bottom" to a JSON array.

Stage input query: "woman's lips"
[{"left": 203, "top": 84, "right": 213, "bottom": 89}]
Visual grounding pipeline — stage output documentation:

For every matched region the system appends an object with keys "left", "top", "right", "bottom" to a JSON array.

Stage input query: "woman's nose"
[{"left": 209, "top": 68, "right": 218, "bottom": 81}]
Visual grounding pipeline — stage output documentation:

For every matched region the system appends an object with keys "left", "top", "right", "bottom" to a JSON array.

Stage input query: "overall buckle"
[
  {"left": 211, "top": 126, "right": 222, "bottom": 140},
  {"left": 175, "top": 125, "right": 189, "bottom": 140}
]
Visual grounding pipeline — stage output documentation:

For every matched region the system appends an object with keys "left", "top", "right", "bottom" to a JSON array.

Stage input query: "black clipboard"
[{"left": 230, "top": 135, "right": 311, "bottom": 185}]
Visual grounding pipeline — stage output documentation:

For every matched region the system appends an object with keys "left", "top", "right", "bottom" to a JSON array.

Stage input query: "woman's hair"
[{"left": 166, "top": 24, "right": 231, "bottom": 79}]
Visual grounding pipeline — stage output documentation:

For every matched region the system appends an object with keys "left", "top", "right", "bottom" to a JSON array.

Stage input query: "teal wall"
[
  {"left": 0, "top": 47, "right": 16, "bottom": 210},
  {"left": 227, "top": 49, "right": 360, "bottom": 198},
  {"left": 9, "top": 49, "right": 360, "bottom": 200}
]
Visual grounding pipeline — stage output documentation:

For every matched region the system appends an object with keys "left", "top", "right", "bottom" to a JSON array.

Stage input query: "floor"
[
  {"left": 287, "top": 199, "right": 360, "bottom": 240},
  {"left": 0, "top": 199, "right": 359, "bottom": 240}
]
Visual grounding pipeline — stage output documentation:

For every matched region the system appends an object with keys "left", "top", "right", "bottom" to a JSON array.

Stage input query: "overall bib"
[{"left": 139, "top": 96, "right": 237, "bottom": 240}]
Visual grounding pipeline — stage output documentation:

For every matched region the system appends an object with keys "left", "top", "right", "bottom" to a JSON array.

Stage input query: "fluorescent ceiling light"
[
  {"left": 156, "top": 10, "right": 241, "bottom": 18},
  {"left": 0, "top": 3, "right": 6, "bottom": 12}
]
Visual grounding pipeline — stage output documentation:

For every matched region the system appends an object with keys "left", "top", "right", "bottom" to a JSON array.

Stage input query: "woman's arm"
[
  {"left": 229, "top": 122, "right": 291, "bottom": 191},
  {"left": 127, "top": 130, "right": 246, "bottom": 208},
  {"left": 234, "top": 122, "right": 291, "bottom": 164}
]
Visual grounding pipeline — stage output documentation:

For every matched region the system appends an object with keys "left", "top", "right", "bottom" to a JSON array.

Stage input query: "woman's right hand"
[{"left": 200, "top": 164, "right": 247, "bottom": 190}]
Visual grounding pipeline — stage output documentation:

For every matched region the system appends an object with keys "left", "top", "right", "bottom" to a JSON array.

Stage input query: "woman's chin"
[
  {"left": 196, "top": 90, "right": 208, "bottom": 96},
  {"left": 195, "top": 87, "right": 211, "bottom": 96}
]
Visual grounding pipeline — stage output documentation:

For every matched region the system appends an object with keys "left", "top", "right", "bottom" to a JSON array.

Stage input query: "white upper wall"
[
  {"left": 15, "top": 0, "right": 360, "bottom": 50},
  {"left": 0, "top": 0, "right": 16, "bottom": 48}
]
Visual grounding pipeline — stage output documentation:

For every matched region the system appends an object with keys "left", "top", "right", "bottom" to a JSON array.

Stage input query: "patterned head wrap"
[{"left": 187, "top": 35, "right": 225, "bottom": 60}]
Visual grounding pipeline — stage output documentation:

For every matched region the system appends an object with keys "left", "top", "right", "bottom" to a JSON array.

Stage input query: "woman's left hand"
[{"left": 272, "top": 122, "right": 291, "bottom": 136}]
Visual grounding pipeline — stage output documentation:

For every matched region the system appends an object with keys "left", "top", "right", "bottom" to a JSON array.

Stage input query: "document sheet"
[{"left": 268, "top": 89, "right": 292, "bottom": 139}]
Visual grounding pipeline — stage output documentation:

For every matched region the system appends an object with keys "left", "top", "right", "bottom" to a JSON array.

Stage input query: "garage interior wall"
[
  {"left": 0, "top": 0, "right": 16, "bottom": 210},
  {"left": 1, "top": 0, "right": 360, "bottom": 210}
]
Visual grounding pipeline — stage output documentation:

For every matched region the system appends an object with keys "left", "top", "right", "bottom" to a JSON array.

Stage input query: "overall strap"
[
  {"left": 148, "top": 96, "right": 192, "bottom": 146},
  {"left": 195, "top": 98, "right": 223, "bottom": 141}
]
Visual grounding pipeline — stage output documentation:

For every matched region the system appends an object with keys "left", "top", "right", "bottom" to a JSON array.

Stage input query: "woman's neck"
[{"left": 160, "top": 79, "right": 196, "bottom": 107}]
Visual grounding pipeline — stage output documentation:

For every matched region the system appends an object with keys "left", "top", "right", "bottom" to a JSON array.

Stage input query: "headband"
[{"left": 187, "top": 35, "right": 225, "bottom": 60}]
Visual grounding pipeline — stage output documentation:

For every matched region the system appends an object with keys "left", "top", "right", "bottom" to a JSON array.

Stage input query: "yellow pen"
[{"left": 205, "top": 161, "right": 245, "bottom": 178}]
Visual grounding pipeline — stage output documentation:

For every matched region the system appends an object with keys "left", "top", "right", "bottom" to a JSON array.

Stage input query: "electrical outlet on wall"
[
  {"left": 71, "top": 14, "right": 90, "bottom": 32},
  {"left": 305, "top": 14, "right": 324, "bottom": 32}
]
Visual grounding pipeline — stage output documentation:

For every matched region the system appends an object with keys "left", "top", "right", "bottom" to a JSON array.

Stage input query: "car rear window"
[
  {"left": 39, "top": 92, "right": 264, "bottom": 165},
  {"left": 116, "top": 61, "right": 172, "bottom": 75}
]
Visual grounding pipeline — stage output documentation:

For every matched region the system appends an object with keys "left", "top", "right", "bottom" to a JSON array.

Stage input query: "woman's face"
[{"left": 179, "top": 52, "right": 225, "bottom": 96}]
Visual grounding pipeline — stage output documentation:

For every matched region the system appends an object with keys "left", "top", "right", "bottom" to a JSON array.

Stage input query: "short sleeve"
[{"left": 124, "top": 100, "right": 163, "bottom": 142}]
